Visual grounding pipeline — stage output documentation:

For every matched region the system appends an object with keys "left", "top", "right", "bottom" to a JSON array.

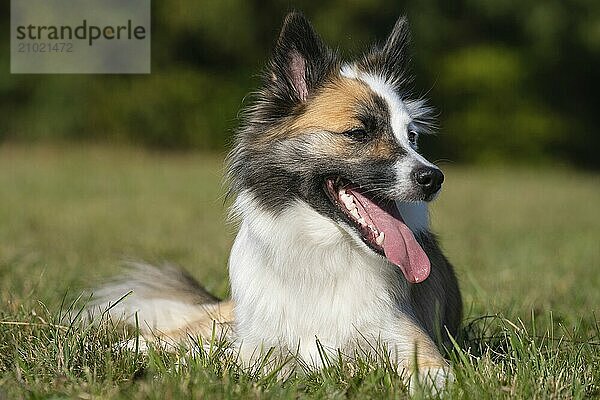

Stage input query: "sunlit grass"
[{"left": 0, "top": 144, "right": 598, "bottom": 398}]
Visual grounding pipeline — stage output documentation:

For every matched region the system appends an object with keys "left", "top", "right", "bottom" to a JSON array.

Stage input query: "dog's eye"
[
  {"left": 343, "top": 128, "right": 370, "bottom": 142},
  {"left": 406, "top": 122, "right": 419, "bottom": 147},
  {"left": 407, "top": 130, "right": 418, "bottom": 144}
]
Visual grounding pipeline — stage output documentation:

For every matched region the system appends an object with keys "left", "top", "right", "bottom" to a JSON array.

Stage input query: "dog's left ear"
[
  {"left": 381, "top": 16, "right": 411, "bottom": 73},
  {"left": 362, "top": 16, "right": 411, "bottom": 85},
  {"left": 266, "top": 12, "right": 335, "bottom": 105}
]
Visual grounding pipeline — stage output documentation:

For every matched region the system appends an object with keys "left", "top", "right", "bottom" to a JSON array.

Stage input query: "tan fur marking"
[
  {"left": 174, "top": 300, "right": 234, "bottom": 339},
  {"left": 141, "top": 300, "right": 235, "bottom": 343},
  {"left": 290, "top": 77, "right": 373, "bottom": 133}
]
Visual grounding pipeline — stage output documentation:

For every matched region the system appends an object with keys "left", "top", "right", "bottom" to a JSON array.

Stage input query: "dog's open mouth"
[{"left": 325, "top": 178, "right": 430, "bottom": 283}]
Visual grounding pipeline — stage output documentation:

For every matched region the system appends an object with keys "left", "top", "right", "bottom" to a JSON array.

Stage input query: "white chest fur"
[{"left": 228, "top": 192, "right": 428, "bottom": 364}]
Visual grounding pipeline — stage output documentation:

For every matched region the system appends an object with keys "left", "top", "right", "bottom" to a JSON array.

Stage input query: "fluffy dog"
[{"left": 91, "top": 12, "right": 462, "bottom": 390}]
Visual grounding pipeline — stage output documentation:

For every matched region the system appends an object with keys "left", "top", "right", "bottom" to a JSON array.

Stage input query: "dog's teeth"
[
  {"left": 339, "top": 189, "right": 346, "bottom": 196},
  {"left": 350, "top": 208, "right": 360, "bottom": 220},
  {"left": 376, "top": 231, "right": 385, "bottom": 246},
  {"left": 341, "top": 193, "right": 356, "bottom": 210},
  {"left": 342, "top": 197, "right": 356, "bottom": 210},
  {"left": 357, "top": 217, "right": 366, "bottom": 226},
  {"left": 345, "top": 202, "right": 356, "bottom": 211}
]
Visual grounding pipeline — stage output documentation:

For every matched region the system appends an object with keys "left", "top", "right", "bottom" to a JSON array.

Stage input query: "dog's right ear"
[{"left": 264, "top": 12, "right": 336, "bottom": 109}]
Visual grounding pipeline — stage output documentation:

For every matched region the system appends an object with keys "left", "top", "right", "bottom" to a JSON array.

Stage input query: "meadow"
[{"left": 0, "top": 145, "right": 598, "bottom": 399}]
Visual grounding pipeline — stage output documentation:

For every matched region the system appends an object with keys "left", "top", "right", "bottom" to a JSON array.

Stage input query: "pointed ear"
[
  {"left": 381, "top": 16, "right": 411, "bottom": 71},
  {"left": 361, "top": 16, "right": 412, "bottom": 85},
  {"left": 266, "top": 12, "right": 335, "bottom": 104}
]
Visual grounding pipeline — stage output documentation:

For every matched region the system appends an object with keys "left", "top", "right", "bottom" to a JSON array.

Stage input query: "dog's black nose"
[{"left": 413, "top": 167, "right": 444, "bottom": 197}]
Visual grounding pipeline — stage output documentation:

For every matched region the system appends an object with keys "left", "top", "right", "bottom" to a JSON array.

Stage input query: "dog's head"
[{"left": 229, "top": 12, "right": 442, "bottom": 283}]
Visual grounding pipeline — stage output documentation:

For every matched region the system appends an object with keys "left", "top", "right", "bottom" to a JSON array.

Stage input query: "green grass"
[{"left": 0, "top": 144, "right": 599, "bottom": 399}]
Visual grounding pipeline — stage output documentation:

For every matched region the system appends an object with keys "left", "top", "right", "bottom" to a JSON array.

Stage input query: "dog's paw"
[{"left": 409, "top": 365, "right": 454, "bottom": 395}]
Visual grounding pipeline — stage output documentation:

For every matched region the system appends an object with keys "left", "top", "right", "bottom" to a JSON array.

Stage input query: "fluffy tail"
[{"left": 86, "top": 262, "right": 233, "bottom": 341}]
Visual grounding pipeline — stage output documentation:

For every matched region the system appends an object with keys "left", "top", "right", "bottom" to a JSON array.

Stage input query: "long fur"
[{"left": 88, "top": 12, "right": 462, "bottom": 391}]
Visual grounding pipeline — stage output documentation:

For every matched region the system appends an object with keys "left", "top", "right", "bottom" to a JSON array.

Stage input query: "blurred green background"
[{"left": 2, "top": 0, "right": 599, "bottom": 167}]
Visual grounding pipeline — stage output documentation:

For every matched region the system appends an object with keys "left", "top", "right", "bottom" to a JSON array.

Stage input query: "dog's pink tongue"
[
  {"left": 350, "top": 190, "right": 431, "bottom": 283},
  {"left": 380, "top": 220, "right": 431, "bottom": 283}
]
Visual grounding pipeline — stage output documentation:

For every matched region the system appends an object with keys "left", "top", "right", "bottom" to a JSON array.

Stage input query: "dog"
[{"left": 90, "top": 12, "right": 462, "bottom": 391}]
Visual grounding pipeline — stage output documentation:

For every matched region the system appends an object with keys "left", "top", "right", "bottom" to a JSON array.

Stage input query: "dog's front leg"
[{"left": 381, "top": 315, "right": 454, "bottom": 393}]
